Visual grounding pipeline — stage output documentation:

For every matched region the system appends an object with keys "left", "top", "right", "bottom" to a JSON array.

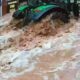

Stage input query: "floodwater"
[{"left": 0, "top": 14, "right": 80, "bottom": 80}]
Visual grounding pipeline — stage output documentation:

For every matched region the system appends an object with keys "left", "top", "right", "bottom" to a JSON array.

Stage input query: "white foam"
[{"left": 54, "top": 73, "right": 60, "bottom": 80}]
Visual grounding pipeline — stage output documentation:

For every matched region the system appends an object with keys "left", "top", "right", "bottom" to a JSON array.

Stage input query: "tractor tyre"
[
  {"left": 23, "top": 15, "right": 31, "bottom": 26},
  {"left": 13, "top": 10, "right": 24, "bottom": 19},
  {"left": 72, "top": 3, "right": 79, "bottom": 18},
  {"left": 52, "top": 11, "right": 69, "bottom": 23}
]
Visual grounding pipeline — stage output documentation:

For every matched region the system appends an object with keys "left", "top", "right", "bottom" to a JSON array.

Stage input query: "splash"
[{"left": 0, "top": 14, "right": 80, "bottom": 80}]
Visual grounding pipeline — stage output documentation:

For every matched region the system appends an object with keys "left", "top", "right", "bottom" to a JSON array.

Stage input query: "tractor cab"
[
  {"left": 18, "top": 0, "right": 42, "bottom": 7},
  {"left": 17, "top": 0, "right": 27, "bottom": 7}
]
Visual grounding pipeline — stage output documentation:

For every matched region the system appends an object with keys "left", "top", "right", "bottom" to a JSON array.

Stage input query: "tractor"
[{"left": 13, "top": 0, "right": 79, "bottom": 26}]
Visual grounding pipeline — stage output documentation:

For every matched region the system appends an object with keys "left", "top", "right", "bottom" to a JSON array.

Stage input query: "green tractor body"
[
  {"left": 29, "top": 4, "right": 59, "bottom": 20},
  {"left": 13, "top": 0, "right": 80, "bottom": 25},
  {"left": 13, "top": 3, "right": 62, "bottom": 19}
]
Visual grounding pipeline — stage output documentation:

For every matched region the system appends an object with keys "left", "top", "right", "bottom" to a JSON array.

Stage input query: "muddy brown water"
[{"left": 0, "top": 14, "right": 80, "bottom": 80}]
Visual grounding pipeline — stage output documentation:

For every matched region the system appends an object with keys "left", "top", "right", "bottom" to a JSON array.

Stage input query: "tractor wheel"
[
  {"left": 13, "top": 10, "right": 24, "bottom": 19},
  {"left": 72, "top": 3, "right": 79, "bottom": 19},
  {"left": 52, "top": 11, "right": 69, "bottom": 23},
  {"left": 23, "top": 14, "right": 31, "bottom": 26}
]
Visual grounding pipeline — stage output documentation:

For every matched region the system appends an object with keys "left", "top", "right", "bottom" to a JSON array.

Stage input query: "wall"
[
  {"left": 2, "top": 0, "right": 18, "bottom": 16},
  {"left": 2, "top": 0, "right": 7, "bottom": 15}
]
